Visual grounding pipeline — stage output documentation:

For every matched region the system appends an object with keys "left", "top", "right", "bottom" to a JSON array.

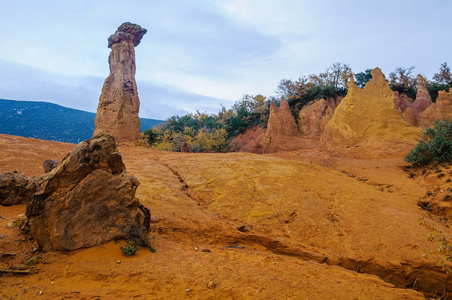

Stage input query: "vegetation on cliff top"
[{"left": 143, "top": 62, "right": 452, "bottom": 153}]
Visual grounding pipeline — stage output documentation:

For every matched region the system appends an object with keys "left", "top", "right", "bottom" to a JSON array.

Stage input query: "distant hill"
[{"left": 0, "top": 99, "right": 163, "bottom": 144}]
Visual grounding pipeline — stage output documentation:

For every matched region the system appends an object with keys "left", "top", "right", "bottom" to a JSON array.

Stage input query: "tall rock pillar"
[{"left": 93, "top": 22, "right": 147, "bottom": 143}]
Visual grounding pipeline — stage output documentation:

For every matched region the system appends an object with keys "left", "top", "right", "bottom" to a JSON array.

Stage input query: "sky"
[{"left": 0, "top": 0, "right": 450, "bottom": 120}]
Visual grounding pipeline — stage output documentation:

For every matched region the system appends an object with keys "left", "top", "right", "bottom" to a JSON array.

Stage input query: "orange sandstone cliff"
[
  {"left": 321, "top": 68, "right": 421, "bottom": 156},
  {"left": 93, "top": 23, "right": 147, "bottom": 143}
]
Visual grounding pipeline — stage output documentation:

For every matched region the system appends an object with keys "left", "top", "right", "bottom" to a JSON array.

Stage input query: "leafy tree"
[
  {"left": 388, "top": 66, "right": 417, "bottom": 98},
  {"left": 433, "top": 62, "right": 452, "bottom": 85},
  {"left": 426, "top": 82, "right": 451, "bottom": 102},
  {"left": 404, "top": 120, "right": 452, "bottom": 166},
  {"left": 277, "top": 62, "right": 351, "bottom": 108},
  {"left": 354, "top": 69, "right": 372, "bottom": 88}
]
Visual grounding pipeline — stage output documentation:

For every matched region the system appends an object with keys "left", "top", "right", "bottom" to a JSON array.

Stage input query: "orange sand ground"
[{"left": 1, "top": 134, "right": 451, "bottom": 299}]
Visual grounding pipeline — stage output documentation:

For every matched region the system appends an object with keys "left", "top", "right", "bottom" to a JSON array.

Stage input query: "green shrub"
[
  {"left": 404, "top": 120, "right": 452, "bottom": 166},
  {"left": 120, "top": 240, "right": 140, "bottom": 256}
]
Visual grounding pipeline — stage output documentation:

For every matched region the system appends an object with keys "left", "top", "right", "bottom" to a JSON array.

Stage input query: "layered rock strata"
[
  {"left": 25, "top": 134, "right": 150, "bottom": 252},
  {"left": 93, "top": 23, "right": 147, "bottom": 143}
]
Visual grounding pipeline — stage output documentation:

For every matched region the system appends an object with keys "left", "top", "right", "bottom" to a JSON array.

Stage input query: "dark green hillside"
[{"left": 0, "top": 99, "right": 162, "bottom": 144}]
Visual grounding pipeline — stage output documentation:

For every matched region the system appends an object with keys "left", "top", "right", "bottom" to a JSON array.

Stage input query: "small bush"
[
  {"left": 405, "top": 120, "right": 452, "bottom": 166},
  {"left": 120, "top": 240, "right": 140, "bottom": 256}
]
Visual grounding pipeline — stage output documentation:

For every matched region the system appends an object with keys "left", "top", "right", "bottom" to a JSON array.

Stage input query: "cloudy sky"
[{"left": 0, "top": 0, "right": 450, "bottom": 120}]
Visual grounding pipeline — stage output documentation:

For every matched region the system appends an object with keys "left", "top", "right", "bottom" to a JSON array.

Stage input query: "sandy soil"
[{"left": 1, "top": 134, "right": 451, "bottom": 299}]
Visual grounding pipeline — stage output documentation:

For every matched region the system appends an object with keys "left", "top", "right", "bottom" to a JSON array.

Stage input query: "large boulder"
[
  {"left": 93, "top": 23, "right": 147, "bottom": 143},
  {"left": 321, "top": 68, "right": 421, "bottom": 156},
  {"left": 25, "top": 134, "right": 150, "bottom": 252},
  {"left": 0, "top": 172, "right": 36, "bottom": 206}
]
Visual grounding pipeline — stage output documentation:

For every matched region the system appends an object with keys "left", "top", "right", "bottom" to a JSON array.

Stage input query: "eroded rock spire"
[{"left": 93, "top": 22, "right": 147, "bottom": 143}]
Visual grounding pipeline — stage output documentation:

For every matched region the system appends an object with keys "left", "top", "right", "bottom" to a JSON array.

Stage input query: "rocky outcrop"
[
  {"left": 25, "top": 134, "right": 150, "bottom": 252},
  {"left": 394, "top": 75, "right": 433, "bottom": 126},
  {"left": 0, "top": 172, "right": 36, "bottom": 206},
  {"left": 181, "top": 142, "right": 190, "bottom": 153},
  {"left": 43, "top": 159, "right": 59, "bottom": 173},
  {"left": 322, "top": 68, "right": 421, "bottom": 156},
  {"left": 93, "top": 23, "right": 147, "bottom": 143},
  {"left": 419, "top": 89, "right": 452, "bottom": 127},
  {"left": 264, "top": 100, "right": 301, "bottom": 153},
  {"left": 263, "top": 100, "right": 318, "bottom": 153},
  {"left": 298, "top": 98, "right": 339, "bottom": 138},
  {"left": 230, "top": 125, "right": 266, "bottom": 154}
]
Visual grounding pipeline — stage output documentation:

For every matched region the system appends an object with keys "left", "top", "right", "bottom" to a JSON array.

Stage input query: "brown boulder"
[
  {"left": 43, "top": 159, "right": 59, "bottom": 173},
  {"left": 181, "top": 142, "right": 190, "bottom": 153},
  {"left": 0, "top": 172, "right": 36, "bottom": 206},
  {"left": 25, "top": 134, "right": 150, "bottom": 252},
  {"left": 322, "top": 68, "right": 421, "bottom": 156},
  {"left": 419, "top": 88, "right": 452, "bottom": 127},
  {"left": 93, "top": 23, "right": 147, "bottom": 143}
]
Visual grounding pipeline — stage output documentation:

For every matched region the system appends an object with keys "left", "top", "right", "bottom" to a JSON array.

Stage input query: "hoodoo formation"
[
  {"left": 93, "top": 22, "right": 147, "bottom": 143},
  {"left": 263, "top": 100, "right": 305, "bottom": 153},
  {"left": 322, "top": 68, "right": 421, "bottom": 156}
]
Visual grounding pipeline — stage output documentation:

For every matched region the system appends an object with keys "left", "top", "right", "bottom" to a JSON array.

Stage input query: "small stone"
[
  {"left": 437, "top": 173, "right": 445, "bottom": 178},
  {"left": 185, "top": 289, "right": 191, "bottom": 293},
  {"left": 194, "top": 247, "right": 198, "bottom": 251},
  {"left": 116, "top": 260, "right": 121, "bottom": 264},
  {"left": 202, "top": 249, "right": 211, "bottom": 253},
  {"left": 444, "top": 195, "right": 451, "bottom": 201},
  {"left": 51, "top": 281, "right": 55, "bottom": 285},
  {"left": 207, "top": 281, "right": 216, "bottom": 289},
  {"left": 38, "top": 291, "right": 43, "bottom": 295}
]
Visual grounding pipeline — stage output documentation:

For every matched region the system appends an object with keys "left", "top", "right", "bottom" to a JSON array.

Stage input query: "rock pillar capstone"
[{"left": 93, "top": 22, "right": 147, "bottom": 143}]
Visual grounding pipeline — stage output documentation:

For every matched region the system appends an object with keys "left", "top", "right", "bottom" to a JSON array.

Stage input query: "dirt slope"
[{"left": 1, "top": 134, "right": 451, "bottom": 299}]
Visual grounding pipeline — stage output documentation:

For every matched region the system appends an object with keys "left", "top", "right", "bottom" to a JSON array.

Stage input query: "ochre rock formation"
[
  {"left": 322, "top": 68, "right": 421, "bottom": 156},
  {"left": 230, "top": 125, "right": 266, "bottom": 154},
  {"left": 25, "top": 134, "right": 150, "bottom": 252},
  {"left": 393, "top": 75, "right": 433, "bottom": 126},
  {"left": 93, "top": 23, "right": 147, "bottom": 143},
  {"left": 263, "top": 101, "right": 301, "bottom": 153},
  {"left": 0, "top": 172, "right": 36, "bottom": 206},
  {"left": 298, "top": 98, "right": 339, "bottom": 138},
  {"left": 419, "top": 88, "right": 452, "bottom": 127}
]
